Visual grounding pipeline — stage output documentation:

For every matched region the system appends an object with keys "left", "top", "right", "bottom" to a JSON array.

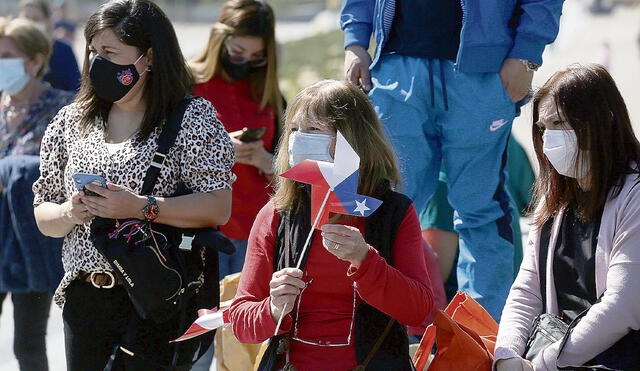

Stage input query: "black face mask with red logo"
[{"left": 89, "top": 53, "right": 146, "bottom": 103}]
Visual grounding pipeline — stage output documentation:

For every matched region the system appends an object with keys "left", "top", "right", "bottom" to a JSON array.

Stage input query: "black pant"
[
  {"left": 62, "top": 280, "right": 200, "bottom": 371},
  {"left": 0, "top": 291, "right": 52, "bottom": 371}
]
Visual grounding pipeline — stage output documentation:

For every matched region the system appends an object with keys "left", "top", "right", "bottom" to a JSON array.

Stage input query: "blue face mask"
[
  {"left": 288, "top": 131, "right": 334, "bottom": 167},
  {"left": 0, "top": 58, "right": 30, "bottom": 95}
]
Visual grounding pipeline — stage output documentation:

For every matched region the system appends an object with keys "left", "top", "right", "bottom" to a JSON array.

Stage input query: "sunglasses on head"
[{"left": 223, "top": 42, "right": 267, "bottom": 68}]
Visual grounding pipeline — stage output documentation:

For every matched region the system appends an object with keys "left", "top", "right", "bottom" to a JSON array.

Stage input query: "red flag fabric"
[
  {"left": 280, "top": 132, "right": 383, "bottom": 228},
  {"left": 171, "top": 307, "right": 230, "bottom": 343}
]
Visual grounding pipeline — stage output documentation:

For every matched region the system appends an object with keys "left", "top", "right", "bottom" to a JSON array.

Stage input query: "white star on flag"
[{"left": 353, "top": 199, "right": 371, "bottom": 216}]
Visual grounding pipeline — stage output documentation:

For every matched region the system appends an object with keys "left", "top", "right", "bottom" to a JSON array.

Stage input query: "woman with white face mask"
[
  {"left": 0, "top": 18, "right": 73, "bottom": 371},
  {"left": 229, "top": 80, "right": 435, "bottom": 370},
  {"left": 495, "top": 64, "right": 640, "bottom": 371}
]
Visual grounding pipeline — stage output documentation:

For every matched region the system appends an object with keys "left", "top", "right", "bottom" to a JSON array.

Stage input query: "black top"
[
  {"left": 553, "top": 206, "right": 602, "bottom": 323},
  {"left": 383, "top": 0, "right": 463, "bottom": 60}
]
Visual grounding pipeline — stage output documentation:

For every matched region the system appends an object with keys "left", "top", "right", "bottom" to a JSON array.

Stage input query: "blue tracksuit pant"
[{"left": 369, "top": 55, "right": 515, "bottom": 320}]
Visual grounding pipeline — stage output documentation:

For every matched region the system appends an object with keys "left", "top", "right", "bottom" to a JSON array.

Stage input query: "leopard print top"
[{"left": 33, "top": 97, "right": 236, "bottom": 306}]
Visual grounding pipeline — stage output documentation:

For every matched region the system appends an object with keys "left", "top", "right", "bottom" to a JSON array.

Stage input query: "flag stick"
[{"left": 273, "top": 188, "right": 332, "bottom": 336}]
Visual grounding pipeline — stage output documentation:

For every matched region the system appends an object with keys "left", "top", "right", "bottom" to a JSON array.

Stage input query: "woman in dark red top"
[
  {"left": 229, "top": 80, "right": 435, "bottom": 371},
  {"left": 190, "top": 0, "right": 282, "bottom": 279}
]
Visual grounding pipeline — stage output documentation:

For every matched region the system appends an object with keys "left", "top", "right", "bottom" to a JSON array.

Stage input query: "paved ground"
[{"left": 2, "top": 2, "right": 639, "bottom": 369}]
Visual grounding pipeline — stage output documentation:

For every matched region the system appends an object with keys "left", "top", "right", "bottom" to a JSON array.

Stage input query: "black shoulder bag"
[
  {"left": 524, "top": 218, "right": 640, "bottom": 370},
  {"left": 90, "top": 97, "right": 234, "bottom": 324}
]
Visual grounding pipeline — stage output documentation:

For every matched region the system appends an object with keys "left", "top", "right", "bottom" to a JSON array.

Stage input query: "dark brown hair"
[
  {"left": 531, "top": 64, "right": 640, "bottom": 227},
  {"left": 75, "top": 0, "right": 194, "bottom": 140}
]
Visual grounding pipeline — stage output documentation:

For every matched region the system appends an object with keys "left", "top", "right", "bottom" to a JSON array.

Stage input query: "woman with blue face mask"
[
  {"left": 0, "top": 17, "right": 72, "bottom": 371},
  {"left": 495, "top": 64, "right": 640, "bottom": 370},
  {"left": 229, "top": 80, "right": 435, "bottom": 370},
  {"left": 19, "top": 0, "right": 81, "bottom": 92}
]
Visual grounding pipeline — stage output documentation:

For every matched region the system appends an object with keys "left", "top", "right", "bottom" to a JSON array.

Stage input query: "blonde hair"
[
  {"left": 273, "top": 80, "right": 401, "bottom": 212},
  {"left": 0, "top": 17, "right": 51, "bottom": 78},
  {"left": 189, "top": 0, "right": 282, "bottom": 119}
]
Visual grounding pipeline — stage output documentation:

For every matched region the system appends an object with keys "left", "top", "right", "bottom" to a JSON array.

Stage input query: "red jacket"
[
  {"left": 229, "top": 201, "right": 434, "bottom": 371},
  {"left": 193, "top": 77, "right": 276, "bottom": 240}
]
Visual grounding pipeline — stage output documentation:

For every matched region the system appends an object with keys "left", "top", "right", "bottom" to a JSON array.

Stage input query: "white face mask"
[
  {"left": 288, "top": 131, "right": 334, "bottom": 167},
  {"left": 0, "top": 58, "right": 30, "bottom": 95},
  {"left": 542, "top": 129, "right": 590, "bottom": 179}
]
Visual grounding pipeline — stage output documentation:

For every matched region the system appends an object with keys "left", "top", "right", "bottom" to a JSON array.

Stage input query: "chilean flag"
[
  {"left": 280, "top": 131, "right": 383, "bottom": 228},
  {"left": 170, "top": 307, "right": 230, "bottom": 343}
]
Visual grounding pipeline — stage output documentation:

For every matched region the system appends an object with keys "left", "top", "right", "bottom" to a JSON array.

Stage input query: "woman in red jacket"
[
  {"left": 229, "top": 80, "right": 434, "bottom": 371},
  {"left": 189, "top": 0, "right": 282, "bottom": 280}
]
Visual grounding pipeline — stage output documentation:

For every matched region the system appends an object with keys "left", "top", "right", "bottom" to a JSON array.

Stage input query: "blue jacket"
[
  {"left": 0, "top": 156, "right": 63, "bottom": 294},
  {"left": 43, "top": 40, "right": 81, "bottom": 92},
  {"left": 340, "top": 0, "right": 565, "bottom": 72}
]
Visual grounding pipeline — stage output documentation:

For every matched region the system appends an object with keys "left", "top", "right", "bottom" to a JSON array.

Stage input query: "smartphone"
[
  {"left": 238, "top": 127, "right": 266, "bottom": 143},
  {"left": 72, "top": 173, "right": 107, "bottom": 197}
]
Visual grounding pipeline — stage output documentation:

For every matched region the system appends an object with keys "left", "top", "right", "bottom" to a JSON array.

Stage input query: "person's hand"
[
  {"left": 344, "top": 45, "right": 373, "bottom": 92},
  {"left": 269, "top": 268, "right": 305, "bottom": 323},
  {"left": 499, "top": 58, "right": 534, "bottom": 103},
  {"left": 81, "top": 183, "right": 147, "bottom": 220},
  {"left": 63, "top": 191, "right": 94, "bottom": 225},
  {"left": 230, "top": 133, "right": 273, "bottom": 173},
  {"left": 320, "top": 224, "right": 369, "bottom": 268},
  {"left": 495, "top": 357, "right": 534, "bottom": 371}
]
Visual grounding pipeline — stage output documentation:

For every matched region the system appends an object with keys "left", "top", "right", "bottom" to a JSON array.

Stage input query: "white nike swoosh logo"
[{"left": 490, "top": 119, "right": 507, "bottom": 132}]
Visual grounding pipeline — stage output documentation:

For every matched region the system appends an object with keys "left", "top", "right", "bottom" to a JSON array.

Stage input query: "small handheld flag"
[
  {"left": 273, "top": 131, "right": 383, "bottom": 336},
  {"left": 171, "top": 307, "right": 229, "bottom": 343},
  {"left": 280, "top": 131, "right": 383, "bottom": 227}
]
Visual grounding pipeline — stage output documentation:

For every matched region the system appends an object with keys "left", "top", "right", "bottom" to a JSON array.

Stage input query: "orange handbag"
[{"left": 412, "top": 291, "right": 498, "bottom": 371}]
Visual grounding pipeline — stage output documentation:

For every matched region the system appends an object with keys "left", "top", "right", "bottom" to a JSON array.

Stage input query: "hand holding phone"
[
  {"left": 72, "top": 173, "right": 107, "bottom": 197},
  {"left": 237, "top": 127, "right": 266, "bottom": 143}
]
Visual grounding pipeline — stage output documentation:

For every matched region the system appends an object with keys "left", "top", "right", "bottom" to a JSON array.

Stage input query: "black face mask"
[
  {"left": 89, "top": 54, "right": 145, "bottom": 102},
  {"left": 221, "top": 52, "right": 254, "bottom": 81}
]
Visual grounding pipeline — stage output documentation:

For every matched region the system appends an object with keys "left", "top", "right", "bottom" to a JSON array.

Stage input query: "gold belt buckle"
[{"left": 90, "top": 271, "right": 115, "bottom": 289}]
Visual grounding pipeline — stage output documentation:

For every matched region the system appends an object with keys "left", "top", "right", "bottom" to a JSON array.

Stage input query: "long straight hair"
[
  {"left": 75, "top": 0, "right": 194, "bottom": 140},
  {"left": 188, "top": 0, "right": 282, "bottom": 120},
  {"left": 531, "top": 64, "right": 640, "bottom": 227},
  {"left": 273, "top": 80, "right": 400, "bottom": 212}
]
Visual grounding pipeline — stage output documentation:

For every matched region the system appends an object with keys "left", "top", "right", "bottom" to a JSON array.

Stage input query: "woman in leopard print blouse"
[{"left": 32, "top": 1, "right": 235, "bottom": 369}]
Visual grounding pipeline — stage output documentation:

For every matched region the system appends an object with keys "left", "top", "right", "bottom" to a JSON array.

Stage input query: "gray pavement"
[{"left": 1, "top": 2, "right": 638, "bottom": 370}]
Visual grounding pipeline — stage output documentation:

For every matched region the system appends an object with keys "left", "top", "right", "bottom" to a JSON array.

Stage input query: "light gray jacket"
[{"left": 494, "top": 172, "right": 640, "bottom": 370}]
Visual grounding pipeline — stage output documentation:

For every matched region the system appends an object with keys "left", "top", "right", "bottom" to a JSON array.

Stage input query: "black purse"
[
  {"left": 90, "top": 97, "right": 234, "bottom": 324},
  {"left": 524, "top": 218, "right": 640, "bottom": 370}
]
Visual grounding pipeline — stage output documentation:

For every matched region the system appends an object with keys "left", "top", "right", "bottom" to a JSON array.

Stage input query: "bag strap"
[
  {"left": 556, "top": 306, "right": 616, "bottom": 371},
  {"left": 538, "top": 218, "right": 553, "bottom": 313},
  {"left": 413, "top": 323, "right": 436, "bottom": 371},
  {"left": 140, "top": 97, "right": 193, "bottom": 196},
  {"left": 352, "top": 318, "right": 396, "bottom": 371}
]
